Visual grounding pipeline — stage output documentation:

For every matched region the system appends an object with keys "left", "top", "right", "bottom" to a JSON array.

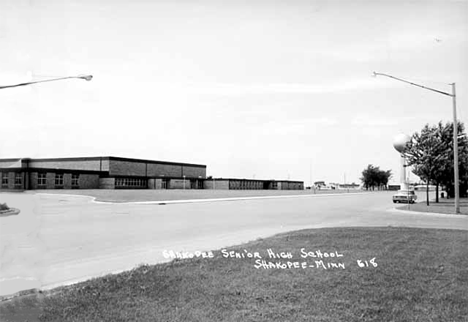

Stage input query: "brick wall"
[
  {"left": 46, "top": 173, "right": 56, "bottom": 189},
  {"left": 169, "top": 179, "right": 191, "bottom": 189},
  {"left": 204, "top": 179, "right": 229, "bottom": 190},
  {"left": 146, "top": 163, "right": 206, "bottom": 178},
  {"left": 79, "top": 174, "right": 100, "bottom": 189},
  {"left": 147, "top": 163, "right": 182, "bottom": 177},
  {"left": 182, "top": 166, "right": 206, "bottom": 178},
  {"left": 109, "top": 160, "right": 146, "bottom": 176},
  {"left": 99, "top": 178, "right": 115, "bottom": 189},
  {"left": 63, "top": 173, "right": 72, "bottom": 189},
  {"left": 29, "top": 159, "right": 109, "bottom": 171}
]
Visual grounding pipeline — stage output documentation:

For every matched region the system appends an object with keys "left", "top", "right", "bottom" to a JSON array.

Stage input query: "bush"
[{"left": 0, "top": 203, "right": 9, "bottom": 211}]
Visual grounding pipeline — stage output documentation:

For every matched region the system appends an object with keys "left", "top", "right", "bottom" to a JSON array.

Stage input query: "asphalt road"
[{"left": 0, "top": 190, "right": 466, "bottom": 297}]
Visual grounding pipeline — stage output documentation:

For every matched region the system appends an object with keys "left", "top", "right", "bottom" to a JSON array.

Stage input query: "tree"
[
  {"left": 377, "top": 169, "right": 392, "bottom": 188},
  {"left": 405, "top": 123, "right": 448, "bottom": 205},
  {"left": 436, "top": 122, "right": 468, "bottom": 199},
  {"left": 360, "top": 165, "right": 392, "bottom": 190},
  {"left": 405, "top": 121, "right": 468, "bottom": 205}
]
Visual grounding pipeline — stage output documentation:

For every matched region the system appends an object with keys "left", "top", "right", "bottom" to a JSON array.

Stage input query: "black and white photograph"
[{"left": 1, "top": 0, "right": 467, "bottom": 321}]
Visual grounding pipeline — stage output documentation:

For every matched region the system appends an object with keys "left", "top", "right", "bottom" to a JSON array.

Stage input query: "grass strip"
[
  {"left": 35, "top": 189, "right": 363, "bottom": 203},
  {"left": 398, "top": 198, "right": 468, "bottom": 215},
  {"left": 1, "top": 227, "right": 467, "bottom": 322}
]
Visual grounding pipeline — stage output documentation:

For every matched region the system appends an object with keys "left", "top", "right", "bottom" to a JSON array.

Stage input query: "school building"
[{"left": 0, "top": 156, "right": 304, "bottom": 191}]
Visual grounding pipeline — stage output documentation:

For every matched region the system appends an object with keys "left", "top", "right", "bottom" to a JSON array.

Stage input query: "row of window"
[
  {"left": 281, "top": 184, "right": 303, "bottom": 190},
  {"left": 37, "top": 173, "right": 80, "bottom": 187},
  {"left": 2, "top": 173, "right": 301, "bottom": 190},
  {"left": 115, "top": 178, "right": 147, "bottom": 187},
  {"left": 1, "top": 172, "right": 81, "bottom": 187},
  {"left": 2, "top": 173, "right": 22, "bottom": 186},
  {"left": 227, "top": 181, "right": 302, "bottom": 190},
  {"left": 229, "top": 180, "right": 265, "bottom": 190}
]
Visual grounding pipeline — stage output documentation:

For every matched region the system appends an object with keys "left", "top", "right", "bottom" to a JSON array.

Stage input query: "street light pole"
[
  {"left": 452, "top": 83, "right": 460, "bottom": 213},
  {"left": 374, "top": 72, "right": 460, "bottom": 214},
  {"left": 0, "top": 75, "right": 93, "bottom": 90}
]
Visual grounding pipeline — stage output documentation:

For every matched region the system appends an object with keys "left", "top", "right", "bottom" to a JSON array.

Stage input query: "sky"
[{"left": 1, "top": 0, "right": 467, "bottom": 186}]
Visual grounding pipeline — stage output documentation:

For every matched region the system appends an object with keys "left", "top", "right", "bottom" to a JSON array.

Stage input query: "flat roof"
[
  {"left": 0, "top": 167, "right": 106, "bottom": 175},
  {"left": 0, "top": 156, "right": 206, "bottom": 168},
  {"left": 207, "top": 178, "right": 304, "bottom": 183}
]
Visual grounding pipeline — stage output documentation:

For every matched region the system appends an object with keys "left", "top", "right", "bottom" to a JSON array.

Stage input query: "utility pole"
[{"left": 451, "top": 83, "right": 460, "bottom": 214}]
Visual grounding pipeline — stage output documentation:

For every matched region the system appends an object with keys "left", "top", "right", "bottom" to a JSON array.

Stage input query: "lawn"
[
  {"left": 1, "top": 227, "right": 467, "bottom": 322},
  {"left": 398, "top": 197, "right": 468, "bottom": 215},
  {"left": 34, "top": 188, "right": 361, "bottom": 203}
]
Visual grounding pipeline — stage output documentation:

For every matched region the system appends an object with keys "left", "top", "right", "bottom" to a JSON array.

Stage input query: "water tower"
[{"left": 393, "top": 134, "right": 411, "bottom": 190}]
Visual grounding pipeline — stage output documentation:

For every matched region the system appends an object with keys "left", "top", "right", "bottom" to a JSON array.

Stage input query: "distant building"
[
  {"left": 0, "top": 156, "right": 304, "bottom": 191},
  {"left": 314, "top": 181, "right": 326, "bottom": 188},
  {"left": 204, "top": 178, "right": 304, "bottom": 190},
  {"left": 337, "top": 183, "right": 361, "bottom": 190}
]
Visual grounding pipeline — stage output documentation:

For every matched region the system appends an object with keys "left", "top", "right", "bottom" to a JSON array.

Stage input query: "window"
[
  {"left": 15, "top": 173, "right": 22, "bottom": 185},
  {"left": 1, "top": 173, "right": 8, "bottom": 186},
  {"left": 115, "top": 177, "right": 147, "bottom": 188},
  {"left": 55, "top": 174, "right": 64, "bottom": 186},
  {"left": 72, "top": 174, "right": 79, "bottom": 188},
  {"left": 38, "top": 173, "right": 47, "bottom": 186}
]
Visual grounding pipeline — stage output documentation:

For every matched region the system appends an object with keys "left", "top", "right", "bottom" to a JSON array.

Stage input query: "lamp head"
[{"left": 78, "top": 75, "right": 93, "bottom": 81}]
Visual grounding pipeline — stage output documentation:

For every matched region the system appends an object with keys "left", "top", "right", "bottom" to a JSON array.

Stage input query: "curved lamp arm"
[{"left": 0, "top": 75, "right": 93, "bottom": 90}]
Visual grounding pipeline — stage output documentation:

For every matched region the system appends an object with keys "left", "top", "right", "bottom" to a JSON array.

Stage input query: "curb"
[
  {"left": 91, "top": 192, "right": 370, "bottom": 205},
  {"left": 35, "top": 191, "right": 370, "bottom": 205},
  {"left": 389, "top": 207, "right": 467, "bottom": 218}
]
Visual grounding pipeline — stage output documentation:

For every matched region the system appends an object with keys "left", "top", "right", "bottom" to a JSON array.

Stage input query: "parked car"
[{"left": 392, "top": 190, "right": 417, "bottom": 203}]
